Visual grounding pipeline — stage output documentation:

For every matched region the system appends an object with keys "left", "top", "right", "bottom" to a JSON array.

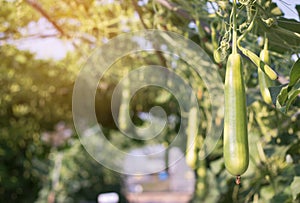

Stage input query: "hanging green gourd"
[
  {"left": 223, "top": 0, "right": 249, "bottom": 182},
  {"left": 185, "top": 93, "right": 199, "bottom": 169},
  {"left": 258, "top": 35, "right": 273, "bottom": 105},
  {"left": 185, "top": 91, "right": 208, "bottom": 199}
]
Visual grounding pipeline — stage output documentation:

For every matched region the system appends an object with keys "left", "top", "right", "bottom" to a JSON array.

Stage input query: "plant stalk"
[{"left": 232, "top": 0, "right": 238, "bottom": 54}]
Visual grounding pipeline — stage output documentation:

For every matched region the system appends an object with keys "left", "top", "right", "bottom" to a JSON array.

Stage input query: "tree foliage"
[{"left": 0, "top": 0, "right": 300, "bottom": 202}]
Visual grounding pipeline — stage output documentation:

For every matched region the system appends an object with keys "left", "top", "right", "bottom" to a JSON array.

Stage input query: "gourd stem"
[
  {"left": 232, "top": 0, "right": 238, "bottom": 54},
  {"left": 237, "top": 8, "right": 258, "bottom": 47},
  {"left": 264, "top": 33, "right": 268, "bottom": 51}
]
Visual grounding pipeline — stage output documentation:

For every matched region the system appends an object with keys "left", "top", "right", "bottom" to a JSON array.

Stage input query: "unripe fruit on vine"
[
  {"left": 224, "top": 53, "right": 249, "bottom": 176},
  {"left": 258, "top": 48, "right": 273, "bottom": 105}
]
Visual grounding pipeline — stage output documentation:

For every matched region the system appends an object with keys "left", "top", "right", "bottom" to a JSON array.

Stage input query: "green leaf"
[
  {"left": 276, "top": 85, "right": 288, "bottom": 112},
  {"left": 291, "top": 176, "right": 300, "bottom": 200},
  {"left": 257, "top": 18, "right": 300, "bottom": 54},
  {"left": 276, "top": 84, "right": 300, "bottom": 113},
  {"left": 269, "top": 85, "right": 285, "bottom": 106},
  {"left": 277, "top": 18, "right": 300, "bottom": 34},
  {"left": 288, "top": 59, "right": 300, "bottom": 91},
  {"left": 296, "top": 5, "right": 300, "bottom": 19},
  {"left": 271, "top": 193, "right": 292, "bottom": 203},
  {"left": 274, "top": 59, "right": 300, "bottom": 112},
  {"left": 285, "top": 83, "right": 300, "bottom": 112}
]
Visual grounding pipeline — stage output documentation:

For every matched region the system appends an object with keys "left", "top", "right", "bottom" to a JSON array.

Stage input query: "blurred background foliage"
[{"left": 0, "top": 0, "right": 300, "bottom": 202}]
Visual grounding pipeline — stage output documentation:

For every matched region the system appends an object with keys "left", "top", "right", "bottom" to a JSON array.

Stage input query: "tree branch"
[
  {"left": 25, "top": 0, "right": 68, "bottom": 37},
  {"left": 132, "top": 0, "right": 149, "bottom": 29},
  {"left": 24, "top": 0, "right": 96, "bottom": 48},
  {"left": 131, "top": 0, "right": 167, "bottom": 67},
  {"left": 21, "top": 33, "right": 60, "bottom": 39},
  {"left": 154, "top": 0, "right": 193, "bottom": 21},
  {"left": 153, "top": 0, "right": 213, "bottom": 54}
]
